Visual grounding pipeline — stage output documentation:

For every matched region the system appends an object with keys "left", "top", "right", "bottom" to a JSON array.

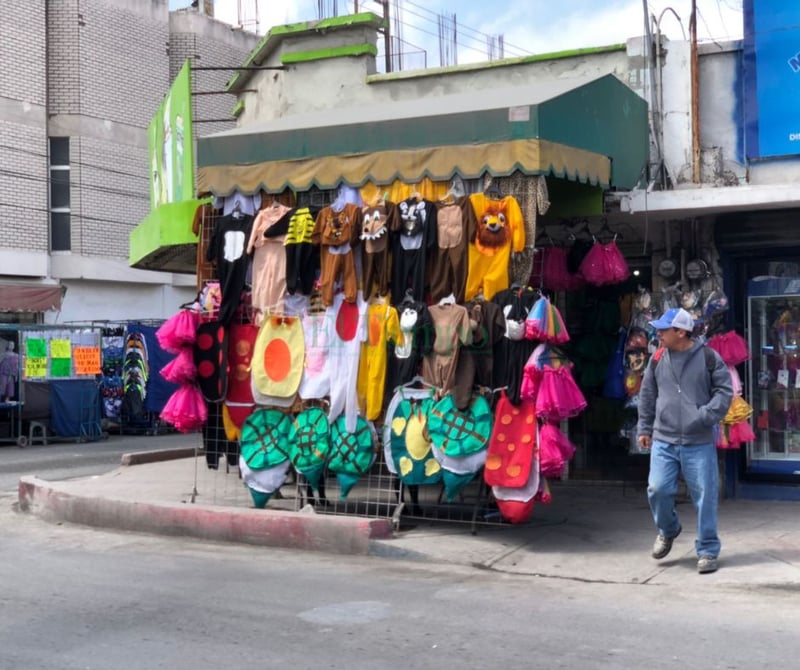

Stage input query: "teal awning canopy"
[{"left": 197, "top": 73, "right": 648, "bottom": 194}]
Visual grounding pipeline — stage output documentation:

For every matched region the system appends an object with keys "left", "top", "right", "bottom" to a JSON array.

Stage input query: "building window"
[{"left": 49, "top": 137, "right": 71, "bottom": 252}]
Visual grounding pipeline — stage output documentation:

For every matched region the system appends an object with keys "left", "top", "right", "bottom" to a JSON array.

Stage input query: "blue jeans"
[{"left": 647, "top": 440, "right": 721, "bottom": 558}]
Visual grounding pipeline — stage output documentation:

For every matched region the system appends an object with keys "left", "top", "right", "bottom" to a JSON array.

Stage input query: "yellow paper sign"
[
  {"left": 50, "top": 339, "right": 72, "bottom": 359},
  {"left": 74, "top": 346, "right": 102, "bottom": 376},
  {"left": 25, "top": 357, "right": 47, "bottom": 378}
]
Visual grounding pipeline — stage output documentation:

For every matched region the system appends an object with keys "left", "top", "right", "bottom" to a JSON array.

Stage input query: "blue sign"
[{"left": 743, "top": 0, "right": 800, "bottom": 158}]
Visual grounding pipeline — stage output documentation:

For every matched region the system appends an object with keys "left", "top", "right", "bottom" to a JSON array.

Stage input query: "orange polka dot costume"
[
  {"left": 484, "top": 392, "right": 538, "bottom": 489},
  {"left": 465, "top": 193, "right": 526, "bottom": 301}
]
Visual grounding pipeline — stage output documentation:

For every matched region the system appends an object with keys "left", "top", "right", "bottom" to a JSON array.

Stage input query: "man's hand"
[{"left": 638, "top": 434, "right": 652, "bottom": 450}]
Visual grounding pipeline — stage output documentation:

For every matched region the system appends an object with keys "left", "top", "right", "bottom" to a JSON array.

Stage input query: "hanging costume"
[
  {"left": 327, "top": 291, "right": 368, "bottom": 433},
  {"left": 297, "top": 310, "right": 333, "bottom": 400},
  {"left": 422, "top": 302, "right": 473, "bottom": 396},
  {"left": 388, "top": 299, "right": 435, "bottom": 392},
  {"left": 389, "top": 394, "right": 441, "bottom": 486},
  {"left": 224, "top": 323, "right": 258, "bottom": 438},
  {"left": 328, "top": 414, "right": 376, "bottom": 498},
  {"left": 465, "top": 193, "right": 526, "bottom": 301},
  {"left": 428, "top": 196, "right": 475, "bottom": 303},
  {"left": 246, "top": 202, "right": 292, "bottom": 323},
  {"left": 484, "top": 393, "right": 537, "bottom": 489},
  {"left": 284, "top": 206, "right": 319, "bottom": 296},
  {"left": 313, "top": 202, "right": 363, "bottom": 307},
  {"left": 251, "top": 315, "right": 304, "bottom": 402},
  {"left": 239, "top": 408, "right": 293, "bottom": 508},
  {"left": 389, "top": 197, "right": 438, "bottom": 304},
  {"left": 360, "top": 200, "right": 392, "bottom": 299},
  {"left": 356, "top": 299, "right": 403, "bottom": 421},
  {"left": 453, "top": 298, "right": 507, "bottom": 411},
  {"left": 491, "top": 286, "right": 539, "bottom": 405},
  {"left": 206, "top": 212, "right": 254, "bottom": 326}
]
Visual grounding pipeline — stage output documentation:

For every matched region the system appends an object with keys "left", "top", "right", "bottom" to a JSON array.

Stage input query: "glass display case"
[{"left": 746, "top": 277, "right": 800, "bottom": 478}]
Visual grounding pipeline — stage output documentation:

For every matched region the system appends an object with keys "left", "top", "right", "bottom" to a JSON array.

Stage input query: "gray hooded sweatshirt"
[{"left": 637, "top": 339, "right": 733, "bottom": 446}]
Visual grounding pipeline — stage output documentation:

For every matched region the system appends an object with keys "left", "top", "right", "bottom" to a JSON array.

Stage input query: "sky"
[{"left": 170, "top": 0, "right": 744, "bottom": 66}]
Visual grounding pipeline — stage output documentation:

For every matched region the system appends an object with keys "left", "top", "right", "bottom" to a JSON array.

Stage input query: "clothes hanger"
[
  {"left": 484, "top": 180, "right": 503, "bottom": 199},
  {"left": 400, "top": 289, "right": 416, "bottom": 307}
]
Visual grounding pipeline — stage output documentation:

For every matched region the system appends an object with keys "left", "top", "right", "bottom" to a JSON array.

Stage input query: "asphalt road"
[
  {"left": 2, "top": 499, "right": 800, "bottom": 670},
  {"left": 0, "top": 431, "right": 198, "bottom": 494}
]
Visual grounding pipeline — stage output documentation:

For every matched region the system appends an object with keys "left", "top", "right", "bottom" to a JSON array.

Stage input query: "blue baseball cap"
[{"left": 649, "top": 307, "right": 695, "bottom": 332}]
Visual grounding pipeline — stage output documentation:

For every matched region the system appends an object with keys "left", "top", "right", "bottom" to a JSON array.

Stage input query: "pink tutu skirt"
[
  {"left": 578, "top": 240, "right": 630, "bottom": 286},
  {"left": 160, "top": 347, "right": 197, "bottom": 384},
  {"left": 539, "top": 422, "right": 577, "bottom": 478},
  {"left": 707, "top": 331, "right": 750, "bottom": 366},
  {"left": 535, "top": 365, "right": 587, "bottom": 420},
  {"left": 156, "top": 309, "right": 200, "bottom": 354},
  {"left": 541, "top": 247, "right": 585, "bottom": 292},
  {"left": 718, "top": 420, "right": 755, "bottom": 449},
  {"left": 161, "top": 384, "right": 207, "bottom": 433}
]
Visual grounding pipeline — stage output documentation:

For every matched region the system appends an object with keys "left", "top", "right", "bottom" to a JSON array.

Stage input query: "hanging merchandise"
[
  {"left": 541, "top": 246, "right": 585, "bottom": 292},
  {"left": 521, "top": 344, "right": 587, "bottom": 421},
  {"left": 160, "top": 384, "right": 207, "bottom": 433},
  {"left": 383, "top": 384, "right": 434, "bottom": 475},
  {"left": 389, "top": 196, "right": 438, "bottom": 304},
  {"left": 483, "top": 393, "right": 536, "bottom": 489},
  {"left": 206, "top": 211, "right": 255, "bottom": 326},
  {"left": 578, "top": 238, "right": 630, "bottom": 286},
  {"left": 452, "top": 297, "right": 507, "bottom": 411},
  {"left": 360, "top": 200, "right": 393, "bottom": 300},
  {"left": 602, "top": 328, "right": 628, "bottom": 400},
  {"left": 155, "top": 308, "right": 200, "bottom": 354},
  {"left": 297, "top": 308, "right": 333, "bottom": 400},
  {"left": 465, "top": 191, "right": 525, "bottom": 301},
  {"left": 717, "top": 395, "right": 755, "bottom": 449},
  {"left": 284, "top": 206, "right": 320, "bottom": 297},
  {"left": 313, "top": 202, "right": 363, "bottom": 307},
  {"left": 327, "top": 292, "right": 367, "bottom": 433},
  {"left": 389, "top": 394, "right": 440, "bottom": 486},
  {"left": 121, "top": 331, "right": 149, "bottom": 422},
  {"left": 388, "top": 296, "right": 435, "bottom": 391},
  {"left": 422, "top": 301, "right": 473, "bottom": 397},
  {"left": 224, "top": 323, "right": 259, "bottom": 436},
  {"left": 492, "top": 465, "right": 542, "bottom": 524},
  {"left": 328, "top": 414, "right": 377, "bottom": 499},
  {"left": 524, "top": 294, "right": 570, "bottom": 344},
  {"left": 707, "top": 331, "right": 750, "bottom": 367},
  {"left": 247, "top": 199, "right": 292, "bottom": 322},
  {"left": 493, "top": 285, "right": 539, "bottom": 405},
  {"left": 193, "top": 320, "right": 229, "bottom": 402},
  {"left": 251, "top": 315, "right": 304, "bottom": 400},
  {"left": 239, "top": 408, "right": 293, "bottom": 507},
  {"left": 160, "top": 347, "right": 196, "bottom": 385},
  {"left": 427, "top": 393, "right": 493, "bottom": 501},
  {"left": 356, "top": 299, "right": 403, "bottom": 421},
  {"left": 287, "top": 406, "right": 331, "bottom": 494},
  {"left": 429, "top": 195, "right": 475, "bottom": 304},
  {"left": 538, "top": 421, "right": 577, "bottom": 478}
]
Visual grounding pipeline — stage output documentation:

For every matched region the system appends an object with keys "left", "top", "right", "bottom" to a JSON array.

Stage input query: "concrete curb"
[
  {"left": 121, "top": 448, "right": 203, "bottom": 466},
  {"left": 17, "top": 476, "right": 393, "bottom": 555}
]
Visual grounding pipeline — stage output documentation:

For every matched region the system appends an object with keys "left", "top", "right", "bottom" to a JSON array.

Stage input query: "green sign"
[{"left": 148, "top": 59, "right": 194, "bottom": 208}]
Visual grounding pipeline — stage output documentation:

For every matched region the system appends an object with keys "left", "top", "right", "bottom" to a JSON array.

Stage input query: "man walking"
[{"left": 637, "top": 308, "right": 733, "bottom": 574}]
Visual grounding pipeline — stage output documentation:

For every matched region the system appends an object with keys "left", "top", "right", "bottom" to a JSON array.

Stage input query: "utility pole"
[{"left": 690, "top": 0, "right": 701, "bottom": 183}]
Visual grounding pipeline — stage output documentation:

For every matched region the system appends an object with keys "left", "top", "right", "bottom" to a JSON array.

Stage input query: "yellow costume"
[
  {"left": 357, "top": 300, "right": 403, "bottom": 420},
  {"left": 465, "top": 193, "right": 525, "bottom": 300}
]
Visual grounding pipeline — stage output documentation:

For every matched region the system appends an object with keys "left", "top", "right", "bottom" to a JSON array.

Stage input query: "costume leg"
[
  {"left": 680, "top": 442, "right": 721, "bottom": 557},
  {"left": 342, "top": 251, "right": 358, "bottom": 303},
  {"left": 647, "top": 439, "right": 683, "bottom": 537}
]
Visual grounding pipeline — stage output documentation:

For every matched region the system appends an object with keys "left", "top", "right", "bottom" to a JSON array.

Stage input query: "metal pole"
[
  {"left": 690, "top": 0, "right": 701, "bottom": 183},
  {"left": 383, "top": 0, "right": 391, "bottom": 73}
]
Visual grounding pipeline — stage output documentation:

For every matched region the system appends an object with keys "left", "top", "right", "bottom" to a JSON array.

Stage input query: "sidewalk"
[{"left": 17, "top": 451, "right": 800, "bottom": 586}]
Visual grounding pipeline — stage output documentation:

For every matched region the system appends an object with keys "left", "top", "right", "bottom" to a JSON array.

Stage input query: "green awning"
[
  {"left": 197, "top": 73, "right": 647, "bottom": 195},
  {"left": 129, "top": 199, "right": 206, "bottom": 273}
]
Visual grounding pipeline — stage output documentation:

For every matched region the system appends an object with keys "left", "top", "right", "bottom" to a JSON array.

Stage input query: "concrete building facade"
[{"left": 0, "top": 0, "right": 257, "bottom": 324}]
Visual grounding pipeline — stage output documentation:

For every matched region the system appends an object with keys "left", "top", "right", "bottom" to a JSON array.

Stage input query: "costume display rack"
[
  {"left": 0, "top": 324, "right": 105, "bottom": 446},
  {"left": 192, "top": 177, "right": 553, "bottom": 533}
]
